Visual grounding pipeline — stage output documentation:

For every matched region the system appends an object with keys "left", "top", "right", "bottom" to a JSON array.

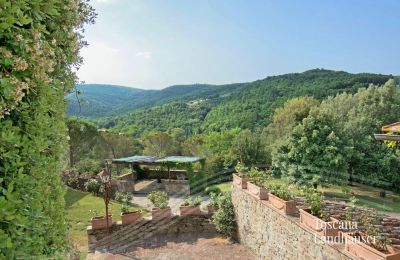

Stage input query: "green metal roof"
[
  {"left": 155, "top": 156, "right": 204, "bottom": 164},
  {"left": 112, "top": 155, "right": 204, "bottom": 164},
  {"left": 112, "top": 155, "right": 159, "bottom": 164}
]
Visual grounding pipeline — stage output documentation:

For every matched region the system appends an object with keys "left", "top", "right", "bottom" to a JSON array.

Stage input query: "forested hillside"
[
  {"left": 97, "top": 69, "right": 391, "bottom": 135},
  {"left": 67, "top": 83, "right": 241, "bottom": 117}
]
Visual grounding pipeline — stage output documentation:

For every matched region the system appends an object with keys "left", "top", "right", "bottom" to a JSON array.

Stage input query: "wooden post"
[{"left": 168, "top": 164, "right": 171, "bottom": 180}]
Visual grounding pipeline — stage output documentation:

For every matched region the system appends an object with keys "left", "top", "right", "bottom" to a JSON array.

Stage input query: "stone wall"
[
  {"left": 161, "top": 179, "right": 190, "bottom": 196},
  {"left": 232, "top": 185, "right": 354, "bottom": 260}
]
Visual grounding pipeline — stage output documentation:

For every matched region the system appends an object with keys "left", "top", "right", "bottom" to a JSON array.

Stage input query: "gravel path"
[
  {"left": 124, "top": 235, "right": 255, "bottom": 260},
  {"left": 132, "top": 180, "right": 209, "bottom": 214}
]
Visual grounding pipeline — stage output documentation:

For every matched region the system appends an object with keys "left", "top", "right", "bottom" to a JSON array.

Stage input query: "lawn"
[
  {"left": 65, "top": 188, "right": 145, "bottom": 256},
  {"left": 211, "top": 179, "right": 400, "bottom": 213}
]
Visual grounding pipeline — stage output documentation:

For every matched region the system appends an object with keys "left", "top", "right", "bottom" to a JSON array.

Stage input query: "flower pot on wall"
[
  {"left": 179, "top": 205, "right": 202, "bottom": 216},
  {"left": 232, "top": 173, "right": 248, "bottom": 189},
  {"left": 342, "top": 232, "right": 400, "bottom": 260},
  {"left": 151, "top": 207, "right": 172, "bottom": 220},
  {"left": 121, "top": 211, "right": 142, "bottom": 225},
  {"left": 299, "top": 209, "right": 340, "bottom": 237},
  {"left": 268, "top": 193, "right": 296, "bottom": 215},
  {"left": 247, "top": 181, "right": 268, "bottom": 200},
  {"left": 91, "top": 215, "right": 113, "bottom": 230}
]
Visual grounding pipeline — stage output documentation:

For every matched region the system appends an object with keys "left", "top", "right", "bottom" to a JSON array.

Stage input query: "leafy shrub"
[
  {"left": 182, "top": 196, "right": 202, "bottom": 206},
  {"left": 114, "top": 192, "right": 124, "bottom": 203},
  {"left": 114, "top": 192, "right": 133, "bottom": 203},
  {"left": 303, "top": 188, "right": 323, "bottom": 216},
  {"left": 0, "top": 0, "right": 95, "bottom": 257},
  {"left": 247, "top": 167, "right": 271, "bottom": 186},
  {"left": 209, "top": 192, "right": 220, "bottom": 208},
  {"left": 212, "top": 193, "right": 235, "bottom": 236},
  {"left": 66, "top": 177, "right": 79, "bottom": 189},
  {"left": 187, "top": 169, "right": 207, "bottom": 194},
  {"left": 73, "top": 158, "right": 103, "bottom": 175},
  {"left": 234, "top": 161, "right": 248, "bottom": 177},
  {"left": 84, "top": 179, "right": 101, "bottom": 195},
  {"left": 120, "top": 204, "right": 130, "bottom": 214},
  {"left": 268, "top": 183, "right": 294, "bottom": 201},
  {"left": 147, "top": 191, "right": 169, "bottom": 209},
  {"left": 205, "top": 186, "right": 222, "bottom": 195}
]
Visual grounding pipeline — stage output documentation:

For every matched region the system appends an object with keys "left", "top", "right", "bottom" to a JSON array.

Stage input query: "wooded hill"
[{"left": 67, "top": 69, "right": 392, "bottom": 136}]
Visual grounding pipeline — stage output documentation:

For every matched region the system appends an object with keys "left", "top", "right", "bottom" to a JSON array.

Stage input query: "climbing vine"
[{"left": 0, "top": 0, "right": 95, "bottom": 258}]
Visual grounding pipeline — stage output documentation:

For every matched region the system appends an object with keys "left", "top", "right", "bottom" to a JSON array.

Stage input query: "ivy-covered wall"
[{"left": 0, "top": 0, "right": 95, "bottom": 258}]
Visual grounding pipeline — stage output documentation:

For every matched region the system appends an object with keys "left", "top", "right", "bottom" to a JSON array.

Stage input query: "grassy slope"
[
  {"left": 210, "top": 180, "right": 400, "bottom": 213},
  {"left": 65, "top": 188, "right": 145, "bottom": 254}
]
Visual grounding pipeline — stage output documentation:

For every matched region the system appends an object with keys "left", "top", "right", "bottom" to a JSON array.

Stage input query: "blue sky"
[{"left": 78, "top": 0, "right": 400, "bottom": 89}]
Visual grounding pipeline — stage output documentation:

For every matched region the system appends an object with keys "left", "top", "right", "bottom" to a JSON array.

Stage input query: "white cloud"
[{"left": 135, "top": 51, "right": 152, "bottom": 59}]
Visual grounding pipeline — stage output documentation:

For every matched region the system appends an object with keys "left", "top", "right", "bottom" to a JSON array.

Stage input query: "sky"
[{"left": 77, "top": 0, "right": 400, "bottom": 89}]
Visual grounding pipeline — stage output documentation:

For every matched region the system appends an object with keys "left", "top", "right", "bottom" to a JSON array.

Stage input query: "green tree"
[
  {"left": 0, "top": 0, "right": 95, "bottom": 258},
  {"left": 67, "top": 118, "right": 100, "bottom": 167},
  {"left": 142, "top": 131, "right": 175, "bottom": 157},
  {"left": 319, "top": 80, "right": 400, "bottom": 190},
  {"left": 265, "top": 96, "right": 319, "bottom": 150},
  {"left": 231, "top": 129, "right": 270, "bottom": 165},
  {"left": 274, "top": 110, "right": 350, "bottom": 187}
]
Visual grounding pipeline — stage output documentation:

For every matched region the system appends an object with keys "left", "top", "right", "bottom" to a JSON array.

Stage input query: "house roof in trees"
[{"left": 382, "top": 122, "right": 400, "bottom": 133}]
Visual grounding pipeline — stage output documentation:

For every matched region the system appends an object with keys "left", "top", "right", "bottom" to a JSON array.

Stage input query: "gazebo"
[{"left": 110, "top": 155, "right": 205, "bottom": 195}]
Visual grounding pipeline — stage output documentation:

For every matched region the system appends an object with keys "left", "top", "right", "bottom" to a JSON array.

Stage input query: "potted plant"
[
  {"left": 233, "top": 161, "right": 248, "bottom": 189},
  {"left": 267, "top": 183, "right": 296, "bottom": 215},
  {"left": 180, "top": 196, "right": 202, "bottom": 216},
  {"left": 147, "top": 191, "right": 171, "bottom": 220},
  {"left": 90, "top": 209, "right": 114, "bottom": 230},
  {"left": 246, "top": 167, "right": 270, "bottom": 200},
  {"left": 299, "top": 188, "right": 340, "bottom": 237},
  {"left": 342, "top": 211, "right": 400, "bottom": 260},
  {"left": 207, "top": 192, "right": 219, "bottom": 215},
  {"left": 120, "top": 204, "right": 142, "bottom": 225},
  {"left": 342, "top": 232, "right": 400, "bottom": 260}
]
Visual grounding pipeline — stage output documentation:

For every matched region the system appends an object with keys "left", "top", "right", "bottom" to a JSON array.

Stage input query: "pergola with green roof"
[{"left": 111, "top": 155, "right": 205, "bottom": 180}]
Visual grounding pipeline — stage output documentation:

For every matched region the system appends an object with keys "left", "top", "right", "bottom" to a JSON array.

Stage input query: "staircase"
[{"left": 90, "top": 215, "right": 214, "bottom": 254}]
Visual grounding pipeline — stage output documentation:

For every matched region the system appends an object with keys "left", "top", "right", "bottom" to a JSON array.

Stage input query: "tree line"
[{"left": 68, "top": 79, "right": 400, "bottom": 192}]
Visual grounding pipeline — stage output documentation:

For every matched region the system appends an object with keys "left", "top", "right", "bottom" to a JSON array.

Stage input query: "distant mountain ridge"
[
  {"left": 67, "top": 69, "right": 393, "bottom": 135},
  {"left": 66, "top": 83, "right": 237, "bottom": 117}
]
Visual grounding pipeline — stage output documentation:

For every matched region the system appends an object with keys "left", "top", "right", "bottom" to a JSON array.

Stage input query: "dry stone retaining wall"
[{"left": 232, "top": 185, "right": 354, "bottom": 260}]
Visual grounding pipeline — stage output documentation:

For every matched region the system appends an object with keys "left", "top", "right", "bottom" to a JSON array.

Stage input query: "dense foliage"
[
  {"left": 86, "top": 69, "right": 391, "bottom": 136},
  {"left": 273, "top": 110, "right": 350, "bottom": 187},
  {"left": 0, "top": 0, "right": 95, "bottom": 257},
  {"left": 212, "top": 192, "right": 235, "bottom": 236},
  {"left": 273, "top": 81, "right": 400, "bottom": 191},
  {"left": 68, "top": 77, "right": 400, "bottom": 194},
  {"left": 67, "top": 83, "right": 226, "bottom": 118}
]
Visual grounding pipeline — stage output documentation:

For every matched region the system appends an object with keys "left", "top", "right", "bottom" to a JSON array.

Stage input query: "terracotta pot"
[
  {"left": 247, "top": 181, "right": 268, "bottom": 200},
  {"left": 299, "top": 209, "right": 340, "bottom": 237},
  {"left": 342, "top": 232, "right": 400, "bottom": 260},
  {"left": 233, "top": 173, "right": 248, "bottom": 189},
  {"left": 91, "top": 215, "right": 113, "bottom": 230},
  {"left": 179, "top": 205, "right": 202, "bottom": 216},
  {"left": 207, "top": 204, "right": 215, "bottom": 215},
  {"left": 151, "top": 207, "right": 172, "bottom": 220},
  {"left": 268, "top": 193, "right": 296, "bottom": 215},
  {"left": 121, "top": 211, "right": 142, "bottom": 225}
]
